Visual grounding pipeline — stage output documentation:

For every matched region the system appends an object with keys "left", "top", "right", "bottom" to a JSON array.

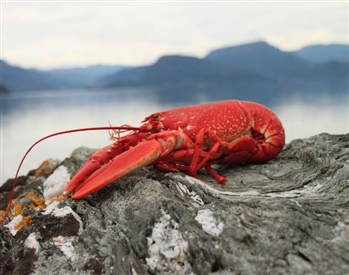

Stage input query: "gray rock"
[{"left": 1, "top": 133, "right": 348, "bottom": 275}]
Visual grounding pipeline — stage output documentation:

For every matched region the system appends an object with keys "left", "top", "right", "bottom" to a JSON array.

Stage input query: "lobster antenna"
[{"left": 1, "top": 126, "right": 139, "bottom": 225}]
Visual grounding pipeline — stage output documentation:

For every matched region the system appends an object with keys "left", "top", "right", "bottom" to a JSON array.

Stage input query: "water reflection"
[
  {"left": 1, "top": 89, "right": 348, "bottom": 184},
  {"left": 275, "top": 93, "right": 348, "bottom": 140}
]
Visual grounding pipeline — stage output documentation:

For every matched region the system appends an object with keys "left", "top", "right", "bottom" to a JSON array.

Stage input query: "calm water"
[{"left": 1, "top": 88, "right": 348, "bottom": 184}]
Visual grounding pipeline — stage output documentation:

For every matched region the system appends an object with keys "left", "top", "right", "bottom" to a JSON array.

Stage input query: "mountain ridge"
[
  {"left": 292, "top": 44, "right": 349, "bottom": 63},
  {"left": 1, "top": 41, "right": 348, "bottom": 100}
]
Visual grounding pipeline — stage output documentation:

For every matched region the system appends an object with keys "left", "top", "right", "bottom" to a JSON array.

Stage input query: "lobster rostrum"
[{"left": 61, "top": 100, "right": 285, "bottom": 199}]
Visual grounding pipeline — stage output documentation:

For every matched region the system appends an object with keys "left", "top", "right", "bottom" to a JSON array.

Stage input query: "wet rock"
[{"left": 1, "top": 134, "right": 349, "bottom": 275}]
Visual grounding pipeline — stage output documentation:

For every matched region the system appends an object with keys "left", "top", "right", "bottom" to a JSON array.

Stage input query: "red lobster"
[
  {"left": 8, "top": 100, "right": 285, "bottom": 203},
  {"left": 62, "top": 100, "right": 285, "bottom": 199}
]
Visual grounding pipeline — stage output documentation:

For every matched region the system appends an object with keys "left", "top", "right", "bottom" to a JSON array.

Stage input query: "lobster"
[
  {"left": 7, "top": 100, "right": 286, "bottom": 202},
  {"left": 62, "top": 100, "right": 285, "bottom": 199}
]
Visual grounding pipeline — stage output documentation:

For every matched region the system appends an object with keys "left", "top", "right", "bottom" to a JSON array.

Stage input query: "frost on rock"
[
  {"left": 176, "top": 182, "right": 204, "bottom": 205},
  {"left": 146, "top": 210, "right": 192, "bottom": 274},
  {"left": 24, "top": 232, "right": 41, "bottom": 254},
  {"left": 5, "top": 214, "right": 23, "bottom": 236},
  {"left": 195, "top": 209, "right": 224, "bottom": 237},
  {"left": 41, "top": 201, "right": 60, "bottom": 215},
  {"left": 43, "top": 165, "right": 70, "bottom": 204},
  {"left": 332, "top": 221, "right": 349, "bottom": 244},
  {"left": 42, "top": 203, "right": 83, "bottom": 235},
  {"left": 182, "top": 175, "right": 261, "bottom": 197},
  {"left": 265, "top": 179, "right": 325, "bottom": 198},
  {"left": 53, "top": 236, "right": 77, "bottom": 264}
]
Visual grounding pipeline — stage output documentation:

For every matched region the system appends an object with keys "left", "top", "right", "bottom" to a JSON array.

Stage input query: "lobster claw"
[{"left": 64, "top": 131, "right": 182, "bottom": 200}]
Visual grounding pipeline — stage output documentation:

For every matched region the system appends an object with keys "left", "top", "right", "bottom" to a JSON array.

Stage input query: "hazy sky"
[{"left": 1, "top": 1, "right": 348, "bottom": 69}]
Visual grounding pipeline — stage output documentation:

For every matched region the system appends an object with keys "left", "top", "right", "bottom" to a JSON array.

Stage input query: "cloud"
[{"left": 2, "top": 2, "right": 348, "bottom": 68}]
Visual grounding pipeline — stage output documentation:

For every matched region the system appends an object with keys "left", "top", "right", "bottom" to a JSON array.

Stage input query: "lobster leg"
[
  {"left": 65, "top": 124, "right": 274, "bottom": 199},
  {"left": 154, "top": 129, "right": 228, "bottom": 183}
]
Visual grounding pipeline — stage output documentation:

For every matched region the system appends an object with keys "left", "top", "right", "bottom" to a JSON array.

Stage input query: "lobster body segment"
[{"left": 63, "top": 100, "right": 285, "bottom": 199}]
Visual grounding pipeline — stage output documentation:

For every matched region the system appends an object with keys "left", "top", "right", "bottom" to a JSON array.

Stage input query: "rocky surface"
[{"left": 0, "top": 133, "right": 348, "bottom": 275}]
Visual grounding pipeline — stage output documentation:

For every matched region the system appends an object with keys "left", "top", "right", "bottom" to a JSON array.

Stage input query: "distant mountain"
[
  {"left": 97, "top": 41, "right": 348, "bottom": 105},
  {"left": 2, "top": 41, "right": 348, "bottom": 106},
  {"left": 204, "top": 41, "right": 308, "bottom": 76},
  {"left": 96, "top": 54, "right": 283, "bottom": 104},
  {"left": 96, "top": 66, "right": 147, "bottom": 87},
  {"left": 292, "top": 44, "right": 349, "bottom": 63},
  {"left": 0, "top": 60, "right": 66, "bottom": 91},
  {"left": 0, "top": 83, "right": 10, "bottom": 93},
  {"left": 0, "top": 60, "right": 128, "bottom": 91},
  {"left": 140, "top": 55, "right": 262, "bottom": 82},
  {"left": 44, "top": 65, "right": 128, "bottom": 88}
]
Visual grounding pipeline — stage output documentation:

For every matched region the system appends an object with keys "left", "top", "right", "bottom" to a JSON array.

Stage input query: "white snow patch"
[
  {"left": 43, "top": 204, "right": 83, "bottom": 235},
  {"left": 25, "top": 232, "right": 40, "bottom": 254},
  {"left": 195, "top": 209, "right": 224, "bottom": 237},
  {"left": 146, "top": 210, "right": 192, "bottom": 274},
  {"left": 53, "top": 236, "right": 77, "bottom": 264},
  {"left": 43, "top": 165, "right": 70, "bottom": 203},
  {"left": 4, "top": 214, "right": 23, "bottom": 236},
  {"left": 176, "top": 182, "right": 204, "bottom": 205}
]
